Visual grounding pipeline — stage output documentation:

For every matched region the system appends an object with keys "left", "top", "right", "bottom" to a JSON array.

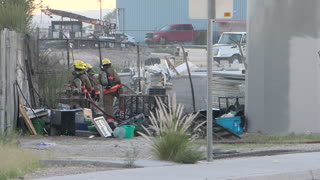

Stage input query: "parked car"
[
  {"left": 99, "top": 32, "right": 136, "bottom": 48},
  {"left": 145, "top": 24, "right": 198, "bottom": 45},
  {"left": 100, "top": 32, "right": 135, "bottom": 43},
  {"left": 213, "top": 32, "right": 246, "bottom": 63}
]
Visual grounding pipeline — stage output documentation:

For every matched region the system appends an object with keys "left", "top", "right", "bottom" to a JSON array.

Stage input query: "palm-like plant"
[{"left": 139, "top": 95, "right": 204, "bottom": 163}]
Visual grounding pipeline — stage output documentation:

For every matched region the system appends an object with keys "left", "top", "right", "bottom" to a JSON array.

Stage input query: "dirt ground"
[
  {"left": 18, "top": 136, "right": 151, "bottom": 179},
  {"left": 19, "top": 136, "right": 152, "bottom": 160},
  {"left": 19, "top": 135, "right": 320, "bottom": 161}
]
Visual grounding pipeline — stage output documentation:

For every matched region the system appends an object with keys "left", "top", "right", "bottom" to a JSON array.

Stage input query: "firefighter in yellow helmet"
[
  {"left": 70, "top": 60, "right": 92, "bottom": 95},
  {"left": 84, "top": 63, "right": 101, "bottom": 101},
  {"left": 99, "top": 58, "right": 123, "bottom": 122}
]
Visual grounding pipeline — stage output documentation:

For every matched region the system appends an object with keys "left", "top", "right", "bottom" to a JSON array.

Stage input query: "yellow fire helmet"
[
  {"left": 85, "top": 63, "right": 93, "bottom": 69},
  {"left": 74, "top": 60, "right": 85, "bottom": 69},
  {"left": 102, "top": 58, "right": 112, "bottom": 65}
]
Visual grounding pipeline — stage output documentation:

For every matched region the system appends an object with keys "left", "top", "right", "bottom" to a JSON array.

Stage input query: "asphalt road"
[{"left": 37, "top": 152, "right": 320, "bottom": 180}]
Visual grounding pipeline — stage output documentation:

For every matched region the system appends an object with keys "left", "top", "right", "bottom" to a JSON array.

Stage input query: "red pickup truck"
[{"left": 145, "top": 24, "right": 198, "bottom": 44}]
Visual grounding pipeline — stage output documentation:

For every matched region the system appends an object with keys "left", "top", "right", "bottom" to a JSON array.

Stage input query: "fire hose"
[{"left": 86, "top": 92, "right": 121, "bottom": 122}]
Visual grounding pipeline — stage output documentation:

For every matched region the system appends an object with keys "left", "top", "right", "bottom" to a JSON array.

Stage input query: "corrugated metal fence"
[{"left": 0, "top": 29, "right": 32, "bottom": 134}]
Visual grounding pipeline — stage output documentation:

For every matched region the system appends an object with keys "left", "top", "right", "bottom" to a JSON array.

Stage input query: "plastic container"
[
  {"left": 32, "top": 119, "right": 45, "bottom": 135},
  {"left": 84, "top": 120, "right": 93, "bottom": 126},
  {"left": 75, "top": 123, "right": 88, "bottom": 131},
  {"left": 88, "top": 125, "right": 98, "bottom": 133},
  {"left": 215, "top": 116, "right": 243, "bottom": 135},
  {"left": 113, "top": 127, "right": 126, "bottom": 138},
  {"left": 120, "top": 125, "right": 135, "bottom": 138}
]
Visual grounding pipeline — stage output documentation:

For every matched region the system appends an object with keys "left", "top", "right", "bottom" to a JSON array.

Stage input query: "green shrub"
[
  {"left": 0, "top": 0, "right": 35, "bottom": 32},
  {"left": 173, "top": 145, "right": 203, "bottom": 164},
  {"left": 153, "top": 131, "right": 189, "bottom": 161},
  {"left": 139, "top": 95, "right": 204, "bottom": 163}
]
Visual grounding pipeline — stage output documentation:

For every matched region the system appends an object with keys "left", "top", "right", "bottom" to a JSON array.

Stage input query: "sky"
[{"left": 34, "top": 0, "right": 116, "bottom": 14}]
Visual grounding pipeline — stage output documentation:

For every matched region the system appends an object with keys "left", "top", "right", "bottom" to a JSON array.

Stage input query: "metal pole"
[
  {"left": 181, "top": 45, "right": 196, "bottom": 112},
  {"left": 98, "top": 39, "right": 102, "bottom": 68},
  {"left": 137, "top": 43, "right": 141, "bottom": 92},
  {"left": 62, "top": 33, "right": 70, "bottom": 69},
  {"left": 207, "top": 0, "right": 215, "bottom": 162},
  {"left": 123, "top": 9, "right": 125, "bottom": 33},
  {"left": 66, "top": 39, "right": 70, "bottom": 69}
]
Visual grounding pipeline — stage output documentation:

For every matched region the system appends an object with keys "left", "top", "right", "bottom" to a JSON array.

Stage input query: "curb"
[
  {"left": 40, "top": 159, "right": 129, "bottom": 168},
  {"left": 39, "top": 158, "right": 177, "bottom": 168}
]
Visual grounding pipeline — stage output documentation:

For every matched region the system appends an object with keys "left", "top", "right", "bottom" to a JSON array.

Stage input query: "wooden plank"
[
  {"left": 164, "top": 56, "right": 180, "bottom": 76},
  {"left": 93, "top": 116, "right": 112, "bottom": 137},
  {"left": 19, "top": 103, "right": 37, "bottom": 135}
]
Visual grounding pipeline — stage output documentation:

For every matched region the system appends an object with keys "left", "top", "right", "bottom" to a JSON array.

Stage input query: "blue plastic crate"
[{"left": 215, "top": 116, "right": 243, "bottom": 135}]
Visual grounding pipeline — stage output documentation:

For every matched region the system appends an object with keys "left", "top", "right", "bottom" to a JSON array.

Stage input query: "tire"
[
  {"left": 229, "top": 54, "right": 242, "bottom": 64},
  {"left": 213, "top": 57, "right": 220, "bottom": 64},
  {"left": 159, "top": 37, "right": 167, "bottom": 45}
]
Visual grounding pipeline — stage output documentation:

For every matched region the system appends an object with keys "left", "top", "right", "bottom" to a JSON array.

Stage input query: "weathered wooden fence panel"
[{"left": 0, "top": 29, "right": 31, "bottom": 134}]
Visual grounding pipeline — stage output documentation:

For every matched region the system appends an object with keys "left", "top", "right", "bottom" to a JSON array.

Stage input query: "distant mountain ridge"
[{"left": 33, "top": 9, "right": 113, "bottom": 28}]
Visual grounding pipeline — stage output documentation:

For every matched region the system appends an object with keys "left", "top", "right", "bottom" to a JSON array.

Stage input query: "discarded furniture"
[{"left": 50, "top": 109, "right": 83, "bottom": 136}]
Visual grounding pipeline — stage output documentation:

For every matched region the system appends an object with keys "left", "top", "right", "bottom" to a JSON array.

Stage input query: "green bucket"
[
  {"left": 32, "top": 119, "right": 45, "bottom": 135},
  {"left": 121, "top": 125, "right": 135, "bottom": 138}
]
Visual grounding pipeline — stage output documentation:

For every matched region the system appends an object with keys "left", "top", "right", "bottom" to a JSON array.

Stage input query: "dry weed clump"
[{"left": 0, "top": 133, "right": 39, "bottom": 180}]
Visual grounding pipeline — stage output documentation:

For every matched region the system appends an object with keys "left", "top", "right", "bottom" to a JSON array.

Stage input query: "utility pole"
[
  {"left": 206, "top": 0, "right": 215, "bottom": 162},
  {"left": 62, "top": 33, "right": 70, "bottom": 69},
  {"left": 99, "top": 0, "right": 102, "bottom": 20}
]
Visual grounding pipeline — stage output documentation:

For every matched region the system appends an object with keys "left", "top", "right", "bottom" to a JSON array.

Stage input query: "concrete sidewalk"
[{"left": 38, "top": 152, "right": 320, "bottom": 180}]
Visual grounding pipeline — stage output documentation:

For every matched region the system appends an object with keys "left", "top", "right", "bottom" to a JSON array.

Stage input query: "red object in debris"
[{"left": 107, "top": 118, "right": 115, "bottom": 122}]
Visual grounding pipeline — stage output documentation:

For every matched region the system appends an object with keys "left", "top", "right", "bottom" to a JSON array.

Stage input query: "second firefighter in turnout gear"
[
  {"left": 85, "top": 63, "right": 101, "bottom": 102},
  {"left": 99, "top": 58, "right": 123, "bottom": 122},
  {"left": 71, "top": 60, "right": 92, "bottom": 94}
]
